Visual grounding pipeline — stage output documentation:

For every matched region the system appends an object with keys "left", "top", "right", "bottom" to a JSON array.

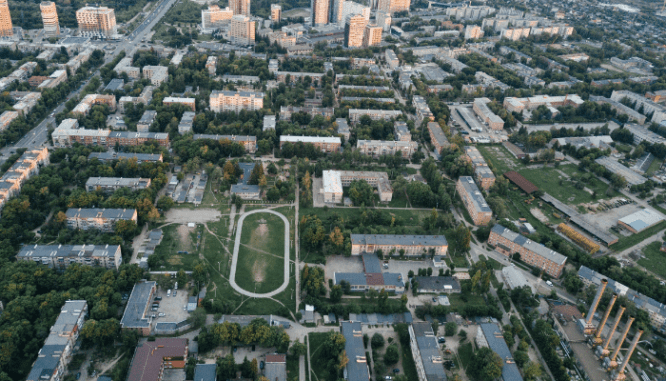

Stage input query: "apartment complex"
[
  {"left": 210, "top": 90, "right": 264, "bottom": 113},
  {"left": 137, "top": 110, "right": 157, "bottom": 132},
  {"left": 38, "top": 69, "right": 68, "bottom": 89},
  {"left": 377, "top": 0, "right": 411, "bottom": 13},
  {"left": 229, "top": 0, "right": 250, "bottom": 16},
  {"left": 351, "top": 234, "right": 448, "bottom": 256},
  {"left": 17, "top": 244, "right": 123, "bottom": 270},
  {"left": 72, "top": 94, "right": 117, "bottom": 116},
  {"left": 428, "top": 122, "right": 450, "bottom": 154},
  {"left": 40, "top": 1, "right": 60, "bottom": 36},
  {"left": 322, "top": 170, "right": 393, "bottom": 203},
  {"left": 0, "top": 0, "right": 12, "bottom": 37},
  {"left": 363, "top": 25, "right": 382, "bottom": 47},
  {"left": 488, "top": 224, "right": 567, "bottom": 278},
  {"left": 610, "top": 90, "right": 666, "bottom": 124},
  {"left": 85, "top": 177, "right": 151, "bottom": 193},
  {"left": 229, "top": 15, "right": 255, "bottom": 45},
  {"left": 0, "top": 148, "right": 49, "bottom": 211},
  {"left": 357, "top": 139, "right": 418, "bottom": 158},
  {"left": 206, "top": 56, "right": 217, "bottom": 75},
  {"left": 311, "top": 0, "right": 330, "bottom": 26},
  {"left": 65, "top": 208, "right": 138, "bottom": 232},
  {"left": 119, "top": 86, "right": 153, "bottom": 113},
  {"left": 456, "top": 176, "right": 492, "bottom": 226},
  {"left": 163, "top": 97, "right": 195, "bottom": 111},
  {"left": 114, "top": 57, "right": 140, "bottom": 79},
  {"left": 178, "top": 111, "right": 195, "bottom": 134},
  {"left": 120, "top": 281, "right": 157, "bottom": 335},
  {"left": 345, "top": 14, "right": 367, "bottom": 47},
  {"left": 193, "top": 134, "right": 257, "bottom": 153},
  {"left": 0, "top": 110, "right": 18, "bottom": 131},
  {"left": 394, "top": 121, "right": 411, "bottom": 141},
  {"left": 340, "top": 322, "right": 370, "bottom": 381},
  {"left": 271, "top": 4, "right": 282, "bottom": 22},
  {"left": 280, "top": 135, "right": 341, "bottom": 152},
  {"left": 464, "top": 25, "right": 484, "bottom": 39},
  {"left": 349, "top": 109, "right": 402, "bottom": 122},
  {"left": 76, "top": 6, "right": 117, "bottom": 37},
  {"left": 53, "top": 119, "right": 168, "bottom": 148},
  {"left": 143, "top": 65, "right": 169, "bottom": 86},
  {"left": 88, "top": 152, "right": 163, "bottom": 163},
  {"left": 25, "top": 301, "right": 88, "bottom": 381},
  {"left": 201, "top": 5, "right": 233, "bottom": 32},
  {"left": 409, "top": 322, "right": 447, "bottom": 381},
  {"left": 504, "top": 94, "right": 584, "bottom": 113},
  {"left": 126, "top": 338, "right": 189, "bottom": 381},
  {"left": 473, "top": 98, "right": 504, "bottom": 130},
  {"left": 464, "top": 146, "right": 496, "bottom": 190}
]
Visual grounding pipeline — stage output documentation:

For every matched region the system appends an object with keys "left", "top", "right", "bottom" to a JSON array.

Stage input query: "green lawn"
[
  {"left": 638, "top": 241, "right": 666, "bottom": 278},
  {"left": 646, "top": 158, "right": 664, "bottom": 176},
  {"left": 612, "top": 221, "right": 666, "bottom": 252},
  {"left": 387, "top": 190, "right": 410, "bottom": 208},
  {"left": 447, "top": 294, "right": 486, "bottom": 311},
  {"left": 235, "top": 213, "right": 286, "bottom": 294},
  {"left": 152, "top": 224, "right": 200, "bottom": 271},
  {"left": 518, "top": 165, "right": 617, "bottom": 205},
  {"left": 457, "top": 342, "right": 474, "bottom": 370},
  {"left": 476, "top": 144, "right": 524, "bottom": 174},
  {"left": 286, "top": 354, "right": 300, "bottom": 381},
  {"left": 308, "top": 331, "right": 337, "bottom": 381}
]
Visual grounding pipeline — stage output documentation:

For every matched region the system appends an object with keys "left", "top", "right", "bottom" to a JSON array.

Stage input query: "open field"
[
  {"left": 153, "top": 224, "right": 199, "bottom": 271},
  {"left": 308, "top": 332, "right": 337, "bottom": 381},
  {"left": 638, "top": 241, "right": 666, "bottom": 278},
  {"left": 476, "top": 144, "right": 524, "bottom": 174},
  {"left": 518, "top": 165, "right": 617, "bottom": 206}
]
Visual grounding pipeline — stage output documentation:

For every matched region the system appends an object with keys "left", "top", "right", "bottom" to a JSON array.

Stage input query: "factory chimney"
[
  {"left": 612, "top": 330, "right": 643, "bottom": 381},
  {"left": 593, "top": 293, "right": 617, "bottom": 345},
  {"left": 608, "top": 316, "right": 635, "bottom": 369},
  {"left": 584, "top": 279, "right": 608, "bottom": 335},
  {"left": 600, "top": 305, "right": 625, "bottom": 357}
]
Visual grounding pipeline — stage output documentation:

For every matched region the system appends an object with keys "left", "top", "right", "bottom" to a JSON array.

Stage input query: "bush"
[
  {"left": 371, "top": 333, "right": 385, "bottom": 349},
  {"left": 445, "top": 321, "right": 458, "bottom": 336},
  {"left": 384, "top": 344, "right": 399, "bottom": 365}
]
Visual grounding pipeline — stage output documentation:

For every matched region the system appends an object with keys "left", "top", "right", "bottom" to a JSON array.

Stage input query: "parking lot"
[{"left": 152, "top": 285, "right": 192, "bottom": 323}]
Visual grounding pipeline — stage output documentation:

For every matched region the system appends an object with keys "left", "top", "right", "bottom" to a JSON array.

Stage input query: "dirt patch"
[
  {"left": 530, "top": 207, "right": 550, "bottom": 223},
  {"left": 256, "top": 219, "right": 268, "bottom": 236},
  {"left": 177, "top": 224, "right": 193, "bottom": 250},
  {"left": 167, "top": 256, "right": 183, "bottom": 265},
  {"left": 251, "top": 259, "right": 266, "bottom": 282}
]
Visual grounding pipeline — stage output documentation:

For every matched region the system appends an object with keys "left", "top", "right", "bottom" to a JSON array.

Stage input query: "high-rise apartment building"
[
  {"left": 40, "top": 2, "right": 60, "bottom": 36},
  {"left": 339, "top": 1, "right": 370, "bottom": 27},
  {"left": 0, "top": 0, "right": 13, "bottom": 37},
  {"left": 76, "top": 6, "right": 117, "bottom": 37},
  {"left": 345, "top": 14, "right": 367, "bottom": 47},
  {"left": 331, "top": 0, "right": 345, "bottom": 23},
  {"left": 271, "top": 4, "right": 282, "bottom": 22},
  {"left": 376, "top": 10, "right": 391, "bottom": 31},
  {"left": 229, "top": 15, "right": 255, "bottom": 45},
  {"left": 311, "top": 0, "right": 330, "bottom": 26},
  {"left": 201, "top": 5, "right": 233, "bottom": 32},
  {"left": 363, "top": 24, "right": 382, "bottom": 47},
  {"left": 229, "top": 0, "right": 251, "bottom": 16},
  {"left": 377, "top": 0, "right": 410, "bottom": 14}
]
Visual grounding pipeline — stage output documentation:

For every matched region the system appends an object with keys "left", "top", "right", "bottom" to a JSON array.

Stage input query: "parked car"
[
  {"left": 259, "top": 361, "right": 264, "bottom": 370},
  {"left": 393, "top": 369, "right": 400, "bottom": 374},
  {"left": 158, "top": 313, "right": 166, "bottom": 317},
  {"left": 438, "top": 337, "right": 446, "bottom": 343},
  {"left": 174, "top": 290, "right": 177, "bottom": 297},
  {"left": 154, "top": 296, "right": 162, "bottom": 301}
]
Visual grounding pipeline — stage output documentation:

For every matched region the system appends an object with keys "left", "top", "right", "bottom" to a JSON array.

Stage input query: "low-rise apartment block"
[
  {"left": 357, "top": 139, "right": 418, "bottom": 158},
  {"left": 137, "top": 110, "right": 157, "bottom": 132},
  {"left": 126, "top": 338, "right": 189, "bottom": 381},
  {"left": 263, "top": 115, "right": 276, "bottom": 132},
  {"left": 114, "top": 57, "right": 140, "bottom": 79},
  {"left": 85, "top": 177, "right": 151, "bottom": 193},
  {"left": 280, "top": 135, "right": 341, "bottom": 152},
  {"left": 349, "top": 109, "right": 402, "bottom": 122},
  {"left": 351, "top": 234, "right": 448, "bottom": 256},
  {"left": 12, "top": 92, "right": 42, "bottom": 116},
  {"left": 206, "top": 56, "right": 217, "bottom": 76},
  {"left": 142, "top": 65, "right": 169, "bottom": 86},
  {"left": 394, "top": 121, "right": 411, "bottom": 141},
  {"left": 409, "top": 322, "right": 447, "bottom": 381},
  {"left": 0, "top": 110, "right": 18, "bottom": 131},
  {"left": 473, "top": 97, "right": 504, "bottom": 130},
  {"left": 119, "top": 86, "right": 153, "bottom": 113},
  {"left": 53, "top": 119, "right": 169, "bottom": 148},
  {"left": 413, "top": 95, "right": 434, "bottom": 125},
  {"left": 25, "top": 301, "right": 88, "bottom": 381},
  {"left": 120, "top": 281, "right": 157, "bottom": 335},
  {"left": 17, "top": 244, "right": 123, "bottom": 269},
  {"left": 385, "top": 49, "right": 399, "bottom": 69},
  {"left": 210, "top": 90, "right": 264, "bottom": 113},
  {"left": 488, "top": 224, "right": 567, "bottom": 277},
  {"left": 193, "top": 134, "right": 257, "bottom": 153},
  {"left": 88, "top": 152, "right": 163, "bottom": 163},
  {"left": 66, "top": 208, "right": 138, "bottom": 232},
  {"left": 280, "top": 106, "right": 334, "bottom": 121},
  {"left": 340, "top": 322, "right": 370, "bottom": 381},
  {"left": 335, "top": 118, "right": 350, "bottom": 140},
  {"left": 178, "top": 111, "right": 195, "bottom": 134},
  {"left": 428, "top": 122, "right": 450, "bottom": 154},
  {"left": 0, "top": 147, "right": 49, "bottom": 210},
  {"left": 163, "top": 97, "right": 196, "bottom": 111},
  {"left": 590, "top": 96, "right": 647, "bottom": 125},
  {"left": 72, "top": 94, "right": 117, "bottom": 116},
  {"left": 464, "top": 146, "right": 496, "bottom": 190},
  {"left": 610, "top": 90, "right": 666, "bottom": 124},
  {"left": 38, "top": 69, "right": 68, "bottom": 89},
  {"left": 456, "top": 176, "right": 492, "bottom": 225},
  {"left": 275, "top": 71, "right": 325, "bottom": 85},
  {"left": 322, "top": 170, "right": 393, "bottom": 203},
  {"left": 503, "top": 94, "right": 584, "bottom": 113}
]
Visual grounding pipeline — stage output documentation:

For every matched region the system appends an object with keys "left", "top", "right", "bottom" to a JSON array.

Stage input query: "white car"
[{"left": 158, "top": 312, "right": 166, "bottom": 317}]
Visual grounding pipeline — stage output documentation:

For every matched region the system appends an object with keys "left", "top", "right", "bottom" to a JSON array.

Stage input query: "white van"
[
  {"left": 546, "top": 280, "right": 553, "bottom": 287},
  {"left": 167, "top": 289, "right": 172, "bottom": 297},
  {"left": 174, "top": 282, "right": 178, "bottom": 290}
]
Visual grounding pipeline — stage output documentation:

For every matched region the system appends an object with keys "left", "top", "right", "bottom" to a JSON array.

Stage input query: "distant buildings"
[
  {"left": 349, "top": 109, "right": 402, "bottom": 122},
  {"left": 201, "top": 5, "right": 233, "bottom": 32},
  {"left": 40, "top": 2, "right": 60, "bottom": 36},
  {"left": 210, "top": 90, "right": 264, "bottom": 113},
  {"left": 345, "top": 14, "right": 367, "bottom": 48},
  {"left": 489, "top": 224, "right": 567, "bottom": 278},
  {"left": 504, "top": 94, "right": 584, "bottom": 113},
  {"left": 25, "top": 301, "right": 88, "bottom": 381},
  {"left": 163, "top": 97, "right": 196, "bottom": 111},
  {"left": 76, "top": 6, "right": 117, "bottom": 38},
  {"left": 456, "top": 176, "right": 492, "bottom": 226},
  {"left": 229, "top": 15, "right": 255, "bottom": 45},
  {"left": 590, "top": 96, "right": 646, "bottom": 125},
  {"left": 229, "top": 0, "right": 251, "bottom": 16},
  {"left": 18, "top": 244, "right": 123, "bottom": 269},
  {"left": 311, "top": 0, "right": 330, "bottom": 26},
  {"left": 66, "top": 208, "right": 137, "bottom": 232},
  {"left": 351, "top": 234, "right": 448, "bottom": 256},
  {"left": 610, "top": 56, "right": 653, "bottom": 74},
  {"left": 377, "top": 0, "right": 411, "bottom": 14},
  {"left": 114, "top": 57, "right": 140, "bottom": 79},
  {"left": 385, "top": 49, "right": 399, "bottom": 69},
  {"left": 464, "top": 25, "right": 484, "bottom": 39},
  {"left": 271, "top": 4, "right": 282, "bottom": 22},
  {"left": 206, "top": 56, "right": 217, "bottom": 75},
  {"left": 610, "top": 90, "right": 666, "bottom": 125},
  {"left": 357, "top": 139, "right": 418, "bottom": 158},
  {"left": 322, "top": 170, "right": 393, "bottom": 203},
  {"left": 0, "top": 148, "right": 49, "bottom": 211},
  {"left": 0, "top": 0, "right": 12, "bottom": 37},
  {"left": 193, "top": 134, "right": 257, "bottom": 153},
  {"left": 280, "top": 135, "right": 341, "bottom": 152},
  {"left": 53, "top": 119, "right": 168, "bottom": 148}
]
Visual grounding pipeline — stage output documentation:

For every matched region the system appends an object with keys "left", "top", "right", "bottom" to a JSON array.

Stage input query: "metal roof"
[
  {"left": 479, "top": 323, "right": 524, "bottom": 381},
  {"left": 458, "top": 176, "right": 492, "bottom": 213},
  {"left": 193, "top": 364, "right": 216, "bottom": 381},
  {"left": 411, "top": 322, "right": 447, "bottom": 381},
  {"left": 341, "top": 322, "right": 370, "bottom": 381},
  {"left": 618, "top": 208, "right": 664, "bottom": 232},
  {"left": 491, "top": 225, "right": 567, "bottom": 265},
  {"left": 120, "top": 281, "right": 155, "bottom": 329},
  {"left": 351, "top": 234, "right": 448, "bottom": 247}
]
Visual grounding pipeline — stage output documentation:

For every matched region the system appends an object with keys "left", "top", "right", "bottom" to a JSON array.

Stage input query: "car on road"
[{"left": 432, "top": 297, "right": 438, "bottom": 303}]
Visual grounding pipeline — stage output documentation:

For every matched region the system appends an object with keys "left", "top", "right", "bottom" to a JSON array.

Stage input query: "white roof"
[
  {"left": 280, "top": 135, "right": 341, "bottom": 144},
  {"left": 618, "top": 208, "right": 664, "bottom": 232},
  {"left": 323, "top": 170, "right": 342, "bottom": 194}
]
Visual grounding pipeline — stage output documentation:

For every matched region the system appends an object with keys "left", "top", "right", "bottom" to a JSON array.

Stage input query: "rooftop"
[
  {"left": 458, "top": 176, "right": 492, "bottom": 213},
  {"left": 351, "top": 234, "right": 448, "bottom": 247},
  {"left": 479, "top": 323, "right": 524, "bottom": 381},
  {"left": 491, "top": 225, "right": 567, "bottom": 265},
  {"left": 126, "top": 338, "right": 188, "bottom": 381},
  {"left": 120, "top": 281, "right": 155, "bottom": 329},
  {"left": 618, "top": 208, "right": 664, "bottom": 232},
  {"left": 341, "top": 322, "right": 369, "bottom": 381},
  {"left": 411, "top": 322, "right": 447, "bottom": 381}
]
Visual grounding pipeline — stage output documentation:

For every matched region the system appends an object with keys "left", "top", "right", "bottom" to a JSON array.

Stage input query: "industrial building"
[
  {"left": 65, "top": 208, "right": 138, "bottom": 232},
  {"left": 617, "top": 208, "right": 664, "bottom": 233},
  {"left": 17, "top": 244, "right": 123, "bottom": 270},
  {"left": 456, "top": 176, "right": 493, "bottom": 226},
  {"left": 351, "top": 234, "right": 448, "bottom": 256}
]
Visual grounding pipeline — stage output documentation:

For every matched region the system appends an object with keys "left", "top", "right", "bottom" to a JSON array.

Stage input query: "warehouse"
[{"left": 618, "top": 208, "right": 664, "bottom": 233}]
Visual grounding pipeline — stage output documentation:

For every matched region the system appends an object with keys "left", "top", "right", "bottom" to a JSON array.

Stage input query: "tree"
[
  {"left": 330, "top": 285, "right": 343, "bottom": 302},
  {"left": 217, "top": 353, "right": 236, "bottom": 380},
  {"left": 383, "top": 344, "right": 399, "bottom": 365},
  {"left": 249, "top": 162, "right": 264, "bottom": 185},
  {"left": 468, "top": 347, "right": 503, "bottom": 381},
  {"left": 371, "top": 333, "right": 385, "bottom": 349},
  {"left": 157, "top": 195, "right": 175, "bottom": 211},
  {"left": 445, "top": 321, "right": 458, "bottom": 336},
  {"left": 348, "top": 180, "right": 375, "bottom": 206},
  {"left": 523, "top": 362, "right": 543, "bottom": 381},
  {"left": 514, "top": 350, "right": 530, "bottom": 368},
  {"left": 290, "top": 339, "right": 307, "bottom": 357},
  {"left": 189, "top": 308, "right": 207, "bottom": 329},
  {"left": 431, "top": 319, "right": 439, "bottom": 335}
]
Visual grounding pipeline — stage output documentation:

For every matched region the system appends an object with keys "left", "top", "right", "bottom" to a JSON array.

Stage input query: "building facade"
[
  {"left": 351, "top": 234, "right": 448, "bottom": 256},
  {"left": 356, "top": 139, "right": 418, "bottom": 158},
  {"left": 0, "top": 0, "right": 12, "bottom": 37},
  {"left": 201, "top": 5, "right": 233, "bottom": 32},
  {"left": 271, "top": 4, "right": 281, "bottom": 22},
  {"left": 456, "top": 176, "right": 492, "bottom": 225},
  {"left": 229, "top": 15, "right": 255, "bottom": 45},
  {"left": 66, "top": 208, "right": 138, "bottom": 232},
  {"left": 363, "top": 24, "right": 382, "bottom": 47},
  {"left": 279, "top": 135, "right": 341, "bottom": 152},
  {"left": 345, "top": 14, "right": 367, "bottom": 47},
  {"left": 40, "top": 1, "right": 60, "bottom": 36},
  {"left": 310, "top": 0, "right": 330, "bottom": 26},
  {"left": 76, "top": 6, "right": 117, "bottom": 37},
  {"left": 210, "top": 90, "right": 264, "bottom": 113},
  {"left": 229, "top": 0, "right": 250, "bottom": 16},
  {"left": 17, "top": 244, "right": 123, "bottom": 270}
]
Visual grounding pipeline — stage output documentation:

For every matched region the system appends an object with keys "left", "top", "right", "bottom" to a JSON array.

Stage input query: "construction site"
[{"left": 552, "top": 279, "right": 645, "bottom": 381}]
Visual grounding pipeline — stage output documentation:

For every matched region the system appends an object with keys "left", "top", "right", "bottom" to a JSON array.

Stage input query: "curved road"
[{"left": 229, "top": 209, "right": 290, "bottom": 298}]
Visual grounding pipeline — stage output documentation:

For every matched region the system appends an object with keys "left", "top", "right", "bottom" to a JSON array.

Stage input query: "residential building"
[
  {"left": 473, "top": 98, "right": 504, "bottom": 130},
  {"left": 310, "top": 0, "right": 330, "bottom": 26},
  {"left": 334, "top": 253, "right": 405, "bottom": 293},
  {"left": 40, "top": 2, "right": 60, "bottom": 36},
  {"left": 385, "top": 49, "right": 399, "bottom": 69},
  {"left": 229, "top": 0, "right": 250, "bottom": 16},
  {"left": 394, "top": 121, "right": 411, "bottom": 142},
  {"left": 126, "top": 338, "right": 188, "bottom": 381},
  {"left": 229, "top": 15, "right": 255, "bottom": 45},
  {"left": 193, "top": 365, "right": 216, "bottom": 381},
  {"left": 345, "top": 14, "right": 367, "bottom": 48},
  {"left": 210, "top": 90, "right": 264, "bottom": 113},
  {"left": 428, "top": 122, "right": 450, "bottom": 154},
  {"left": 377, "top": 0, "right": 411, "bottom": 13},
  {"left": 476, "top": 323, "right": 524, "bottom": 381},
  {"left": 0, "top": 110, "right": 18, "bottom": 131},
  {"left": 142, "top": 65, "right": 169, "bottom": 86},
  {"left": 322, "top": 170, "right": 393, "bottom": 203},
  {"left": 163, "top": 97, "right": 196, "bottom": 111},
  {"left": 413, "top": 277, "right": 461, "bottom": 294},
  {"left": 118, "top": 86, "right": 153, "bottom": 113},
  {"left": 610, "top": 90, "right": 666, "bottom": 124},
  {"left": 464, "top": 146, "right": 495, "bottom": 190},
  {"left": 456, "top": 176, "right": 492, "bottom": 226},
  {"left": 610, "top": 56, "right": 653, "bottom": 74},
  {"left": 72, "top": 94, "right": 117, "bottom": 116},
  {"left": 268, "top": 31, "right": 297, "bottom": 47},
  {"left": 623, "top": 123, "right": 666, "bottom": 145},
  {"left": 488, "top": 224, "right": 567, "bottom": 278},
  {"left": 85, "top": 177, "right": 151, "bottom": 193},
  {"left": 76, "top": 6, "right": 117, "bottom": 37},
  {"left": 61, "top": 49, "right": 93, "bottom": 72},
  {"left": 475, "top": 72, "right": 510, "bottom": 92},
  {"left": 331, "top": 0, "right": 345, "bottom": 23},
  {"left": 201, "top": 5, "right": 233, "bottom": 32},
  {"left": 206, "top": 56, "right": 217, "bottom": 75},
  {"left": 413, "top": 95, "right": 434, "bottom": 125},
  {"left": 594, "top": 156, "right": 647, "bottom": 186},
  {"left": 351, "top": 234, "right": 448, "bottom": 256},
  {"left": 88, "top": 152, "right": 163, "bottom": 163},
  {"left": 0, "top": 0, "right": 12, "bottom": 37},
  {"left": 177, "top": 112, "right": 195, "bottom": 134},
  {"left": 409, "top": 322, "right": 447, "bottom": 381},
  {"left": 53, "top": 119, "right": 168, "bottom": 148},
  {"left": 120, "top": 280, "right": 156, "bottom": 335},
  {"left": 114, "top": 57, "right": 140, "bottom": 79},
  {"left": 137, "top": 110, "right": 157, "bottom": 132},
  {"left": 275, "top": 71, "right": 325, "bottom": 85},
  {"left": 38, "top": 69, "right": 68, "bottom": 89},
  {"left": 336, "top": 118, "right": 350, "bottom": 140},
  {"left": 65, "top": 208, "right": 137, "bottom": 232},
  {"left": 17, "top": 244, "right": 122, "bottom": 269},
  {"left": 376, "top": 11, "right": 391, "bottom": 32},
  {"left": 464, "top": 25, "right": 484, "bottom": 39},
  {"left": 25, "top": 301, "right": 88, "bottom": 381},
  {"left": 363, "top": 24, "right": 382, "bottom": 47},
  {"left": 0, "top": 147, "right": 49, "bottom": 213},
  {"left": 29, "top": 76, "right": 49, "bottom": 87},
  {"left": 12, "top": 92, "right": 42, "bottom": 116},
  {"left": 263, "top": 115, "right": 276, "bottom": 131},
  {"left": 264, "top": 355, "right": 286, "bottom": 381},
  {"left": 221, "top": 74, "right": 260, "bottom": 83},
  {"left": 271, "top": 4, "right": 282, "bottom": 22},
  {"left": 503, "top": 94, "right": 584, "bottom": 113},
  {"left": 340, "top": 322, "right": 370, "bottom": 381},
  {"left": 445, "top": 5, "right": 495, "bottom": 20},
  {"left": 348, "top": 109, "right": 402, "bottom": 122},
  {"left": 279, "top": 135, "right": 341, "bottom": 152},
  {"left": 356, "top": 139, "right": 418, "bottom": 158},
  {"left": 193, "top": 134, "right": 257, "bottom": 153},
  {"left": 589, "top": 96, "right": 646, "bottom": 124}
]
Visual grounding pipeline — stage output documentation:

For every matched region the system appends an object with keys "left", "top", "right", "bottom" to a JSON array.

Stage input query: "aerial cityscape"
[{"left": 0, "top": 0, "right": 665, "bottom": 381}]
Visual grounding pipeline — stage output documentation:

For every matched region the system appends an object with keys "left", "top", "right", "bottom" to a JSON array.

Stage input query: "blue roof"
[
  {"left": 362, "top": 253, "right": 382, "bottom": 273},
  {"left": 193, "top": 364, "right": 216, "bottom": 381},
  {"left": 341, "top": 322, "right": 370, "bottom": 381},
  {"left": 237, "top": 162, "right": 255, "bottom": 185},
  {"left": 412, "top": 322, "right": 447, "bottom": 381},
  {"left": 480, "top": 323, "right": 524, "bottom": 381}
]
